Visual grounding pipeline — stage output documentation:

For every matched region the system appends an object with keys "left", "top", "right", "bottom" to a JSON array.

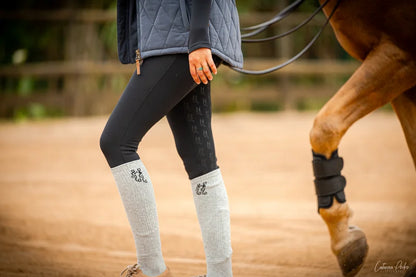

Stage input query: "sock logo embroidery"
[
  {"left": 196, "top": 182, "right": 207, "bottom": 195},
  {"left": 130, "top": 168, "right": 148, "bottom": 183}
]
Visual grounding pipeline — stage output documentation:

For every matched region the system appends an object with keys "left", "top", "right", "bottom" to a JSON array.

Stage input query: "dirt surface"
[{"left": 0, "top": 112, "right": 415, "bottom": 277}]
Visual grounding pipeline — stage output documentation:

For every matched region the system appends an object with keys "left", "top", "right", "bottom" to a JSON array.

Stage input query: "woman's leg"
[
  {"left": 166, "top": 82, "right": 218, "bottom": 179},
  {"left": 100, "top": 54, "right": 197, "bottom": 276},
  {"left": 167, "top": 83, "right": 233, "bottom": 277}
]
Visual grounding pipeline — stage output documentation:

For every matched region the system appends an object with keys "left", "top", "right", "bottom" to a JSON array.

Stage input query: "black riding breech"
[{"left": 100, "top": 54, "right": 220, "bottom": 179}]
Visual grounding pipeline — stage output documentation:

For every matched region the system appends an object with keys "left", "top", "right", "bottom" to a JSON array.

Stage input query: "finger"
[
  {"left": 207, "top": 57, "right": 217, "bottom": 75},
  {"left": 197, "top": 66, "right": 209, "bottom": 85},
  {"left": 202, "top": 61, "right": 213, "bottom": 81},
  {"left": 190, "top": 63, "right": 200, "bottom": 84}
]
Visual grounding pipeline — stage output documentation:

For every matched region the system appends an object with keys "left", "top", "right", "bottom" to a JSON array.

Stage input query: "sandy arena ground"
[{"left": 0, "top": 111, "right": 415, "bottom": 277}]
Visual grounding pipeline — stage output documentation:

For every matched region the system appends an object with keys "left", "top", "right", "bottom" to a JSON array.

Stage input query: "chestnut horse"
[{"left": 310, "top": 0, "right": 416, "bottom": 276}]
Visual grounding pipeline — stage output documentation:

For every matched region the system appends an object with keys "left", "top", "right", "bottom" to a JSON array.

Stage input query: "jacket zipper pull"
[{"left": 135, "top": 49, "right": 143, "bottom": 75}]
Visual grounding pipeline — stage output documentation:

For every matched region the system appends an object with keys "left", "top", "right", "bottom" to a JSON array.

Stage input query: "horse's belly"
[{"left": 325, "top": 0, "right": 416, "bottom": 61}]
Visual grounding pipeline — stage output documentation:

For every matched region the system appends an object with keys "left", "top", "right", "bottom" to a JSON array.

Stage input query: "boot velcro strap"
[
  {"left": 318, "top": 191, "right": 346, "bottom": 210},
  {"left": 312, "top": 157, "right": 344, "bottom": 179},
  {"left": 314, "top": 175, "right": 346, "bottom": 197}
]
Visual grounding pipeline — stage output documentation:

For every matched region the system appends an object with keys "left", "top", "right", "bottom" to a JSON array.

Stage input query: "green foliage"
[
  {"left": 251, "top": 101, "right": 282, "bottom": 112},
  {"left": 110, "top": 75, "right": 130, "bottom": 93},
  {"left": 296, "top": 97, "right": 329, "bottom": 111},
  {"left": 13, "top": 103, "right": 63, "bottom": 121},
  {"left": 380, "top": 103, "right": 393, "bottom": 112},
  {"left": 17, "top": 77, "right": 35, "bottom": 96},
  {"left": 0, "top": 0, "right": 362, "bottom": 117},
  {"left": 99, "top": 1, "right": 118, "bottom": 58},
  {"left": 212, "top": 102, "right": 239, "bottom": 113},
  {"left": 100, "top": 20, "right": 118, "bottom": 57},
  {"left": 237, "top": 0, "right": 319, "bottom": 13},
  {"left": 237, "top": 0, "right": 276, "bottom": 12}
]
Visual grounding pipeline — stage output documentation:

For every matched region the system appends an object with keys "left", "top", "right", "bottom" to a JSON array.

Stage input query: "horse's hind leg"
[
  {"left": 391, "top": 86, "right": 416, "bottom": 168},
  {"left": 309, "top": 42, "right": 416, "bottom": 277}
]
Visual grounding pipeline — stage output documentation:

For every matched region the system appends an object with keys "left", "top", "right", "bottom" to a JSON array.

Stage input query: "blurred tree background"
[{"left": 0, "top": 0, "right": 358, "bottom": 120}]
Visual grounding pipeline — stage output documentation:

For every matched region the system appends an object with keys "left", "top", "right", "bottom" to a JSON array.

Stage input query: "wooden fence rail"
[
  {"left": 0, "top": 7, "right": 356, "bottom": 117},
  {"left": 0, "top": 10, "right": 323, "bottom": 24},
  {"left": 0, "top": 59, "right": 358, "bottom": 117},
  {"left": 0, "top": 59, "right": 359, "bottom": 77}
]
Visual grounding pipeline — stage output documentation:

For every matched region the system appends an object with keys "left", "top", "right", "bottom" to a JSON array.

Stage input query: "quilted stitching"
[
  {"left": 139, "top": 0, "right": 185, "bottom": 50},
  {"left": 209, "top": 0, "right": 242, "bottom": 64},
  {"left": 118, "top": 0, "right": 243, "bottom": 68}
]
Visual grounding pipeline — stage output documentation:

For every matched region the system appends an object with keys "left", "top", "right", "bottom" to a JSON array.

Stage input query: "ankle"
[
  {"left": 139, "top": 258, "right": 167, "bottom": 276},
  {"left": 207, "top": 257, "right": 233, "bottom": 277}
]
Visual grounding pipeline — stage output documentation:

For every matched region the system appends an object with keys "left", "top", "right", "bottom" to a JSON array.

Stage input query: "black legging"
[{"left": 100, "top": 54, "right": 220, "bottom": 179}]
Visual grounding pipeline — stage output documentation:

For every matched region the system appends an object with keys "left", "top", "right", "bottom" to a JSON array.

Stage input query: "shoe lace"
[{"left": 120, "top": 264, "right": 140, "bottom": 277}]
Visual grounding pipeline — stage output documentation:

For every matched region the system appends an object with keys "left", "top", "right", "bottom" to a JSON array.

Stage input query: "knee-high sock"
[
  {"left": 191, "top": 169, "right": 233, "bottom": 277},
  {"left": 111, "top": 160, "right": 166, "bottom": 276}
]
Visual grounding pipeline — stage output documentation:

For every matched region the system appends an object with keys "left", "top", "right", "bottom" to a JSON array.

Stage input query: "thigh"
[
  {"left": 167, "top": 82, "right": 218, "bottom": 179},
  {"left": 101, "top": 54, "right": 197, "bottom": 167}
]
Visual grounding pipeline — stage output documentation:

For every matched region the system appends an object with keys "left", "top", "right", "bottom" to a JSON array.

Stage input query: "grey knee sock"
[
  {"left": 191, "top": 169, "right": 233, "bottom": 277},
  {"left": 207, "top": 257, "right": 233, "bottom": 277},
  {"left": 111, "top": 160, "right": 166, "bottom": 276}
]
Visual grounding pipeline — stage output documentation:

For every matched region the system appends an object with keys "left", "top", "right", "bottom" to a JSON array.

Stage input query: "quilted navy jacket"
[{"left": 116, "top": 0, "right": 243, "bottom": 68}]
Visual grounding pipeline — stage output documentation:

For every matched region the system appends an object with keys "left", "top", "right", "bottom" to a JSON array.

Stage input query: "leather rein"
[{"left": 232, "top": 0, "right": 341, "bottom": 75}]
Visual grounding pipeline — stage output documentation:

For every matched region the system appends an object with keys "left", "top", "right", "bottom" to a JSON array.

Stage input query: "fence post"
[
  {"left": 63, "top": 9, "right": 104, "bottom": 116},
  {"left": 275, "top": 0, "right": 296, "bottom": 110}
]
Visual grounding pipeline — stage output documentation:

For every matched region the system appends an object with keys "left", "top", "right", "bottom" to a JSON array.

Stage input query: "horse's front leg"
[
  {"left": 391, "top": 86, "right": 416, "bottom": 169},
  {"left": 309, "top": 42, "right": 416, "bottom": 277}
]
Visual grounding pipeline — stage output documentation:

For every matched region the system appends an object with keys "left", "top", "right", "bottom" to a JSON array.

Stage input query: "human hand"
[{"left": 188, "top": 48, "right": 217, "bottom": 85}]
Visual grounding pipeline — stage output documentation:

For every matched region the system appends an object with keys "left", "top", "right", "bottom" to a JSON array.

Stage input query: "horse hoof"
[{"left": 336, "top": 226, "right": 369, "bottom": 277}]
